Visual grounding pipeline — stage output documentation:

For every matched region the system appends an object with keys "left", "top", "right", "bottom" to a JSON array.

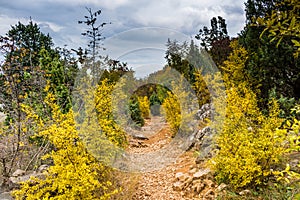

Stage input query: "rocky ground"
[
  {"left": 116, "top": 116, "right": 219, "bottom": 200},
  {"left": 0, "top": 112, "right": 5, "bottom": 122}
]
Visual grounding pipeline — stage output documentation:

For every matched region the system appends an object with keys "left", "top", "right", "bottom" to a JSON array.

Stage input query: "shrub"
[
  {"left": 210, "top": 41, "right": 287, "bottom": 189},
  {"left": 129, "top": 95, "right": 144, "bottom": 127},
  {"left": 95, "top": 78, "right": 127, "bottom": 147},
  {"left": 211, "top": 86, "right": 286, "bottom": 188},
  {"left": 193, "top": 69, "right": 210, "bottom": 107},
  {"left": 13, "top": 92, "right": 118, "bottom": 199},
  {"left": 162, "top": 91, "right": 181, "bottom": 134},
  {"left": 138, "top": 96, "right": 150, "bottom": 119},
  {"left": 161, "top": 76, "right": 196, "bottom": 136}
]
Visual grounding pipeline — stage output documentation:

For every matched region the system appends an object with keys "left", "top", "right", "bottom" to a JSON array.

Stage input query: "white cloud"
[
  {"left": 104, "top": 27, "right": 189, "bottom": 59},
  {"left": 38, "top": 22, "right": 64, "bottom": 32},
  {"left": 46, "top": 0, "right": 129, "bottom": 10},
  {"left": 0, "top": 0, "right": 246, "bottom": 71},
  {"left": 0, "top": 14, "right": 80, "bottom": 50},
  {"left": 114, "top": 0, "right": 245, "bottom": 36},
  {"left": 0, "top": 14, "right": 64, "bottom": 35},
  {"left": 0, "top": 15, "right": 29, "bottom": 35}
]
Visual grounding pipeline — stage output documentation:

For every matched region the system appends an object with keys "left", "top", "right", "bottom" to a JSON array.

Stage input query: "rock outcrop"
[
  {"left": 0, "top": 165, "right": 49, "bottom": 199},
  {"left": 173, "top": 166, "right": 226, "bottom": 199},
  {"left": 188, "top": 103, "right": 217, "bottom": 162}
]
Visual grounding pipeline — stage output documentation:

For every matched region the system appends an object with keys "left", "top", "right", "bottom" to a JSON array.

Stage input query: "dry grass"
[{"left": 110, "top": 170, "right": 141, "bottom": 200}]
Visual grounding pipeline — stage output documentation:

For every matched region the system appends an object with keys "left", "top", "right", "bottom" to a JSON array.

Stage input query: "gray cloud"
[
  {"left": 0, "top": 0, "right": 246, "bottom": 76},
  {"left": 103, "top": 27, "right": 190, "bottom": 77}
]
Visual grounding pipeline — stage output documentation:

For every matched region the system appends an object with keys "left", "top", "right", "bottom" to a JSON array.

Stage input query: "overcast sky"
[{"left": 0, "top": 0, "right": 246, "bottom": 77}]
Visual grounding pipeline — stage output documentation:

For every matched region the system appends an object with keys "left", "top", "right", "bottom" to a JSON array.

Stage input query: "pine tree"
[
  {"left": 239, "top": 0, "right": 300, "bottom": 107},
  {"left": 195, "top": 16, "right": 232, "bottom": 67}
]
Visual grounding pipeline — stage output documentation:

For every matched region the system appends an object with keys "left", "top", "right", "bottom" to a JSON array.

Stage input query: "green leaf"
[{"left": 292, "top": 39, "right": 300, "bottom": 47}]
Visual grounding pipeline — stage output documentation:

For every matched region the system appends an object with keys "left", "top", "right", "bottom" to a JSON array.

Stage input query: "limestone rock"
[
  {"left": 131, "top": 134, "right": 149, "bottom": 140},
  {"left": 196, "top": 103, "right": 212, "bottom": 121},
  {"left": 0, "top": 112, "right": 5, "bottom": 123},
  {"left": 189, "top": 167, "right": 197, "bottom": 174},
  {"left": 9, "top": 172, "right": 43, "bottom": 184},
  {"left": 144, "top": 190, "right": 151, "bottom": 196},
  {"left": 239, "top": 189, "right": 251, "bottom": 196},
  {"left": 192, "top": 182, "right": 206, "bottom": 194},
  {"left": 38, "top": 164, "right": 49, "bottom": 173},
  {"left": 173, "top": 181, "right": 184, "bottom": 191},
  {"left": 183, "top": 176, "right": 193, "bottom": 188},
  {"left": 216, "top": 183, "right": 227, "bottom": 192},
  {"left": 12, "top": 169, "right": 25, "bottom": 177},
  {"left": 175, "top": 172, "right": 187, "bottom": 182},
  {"left": 204, "top": 179, "right": 215, "bottom": 188},
  {"left": 0, "top": 192, "right": 13, "bottom": 200},
  {"left": 203, "top": 188, "right": 215, "bottom": 199},
  {"left": 193, "top": 168, "right": 211, "bottom": 179}
]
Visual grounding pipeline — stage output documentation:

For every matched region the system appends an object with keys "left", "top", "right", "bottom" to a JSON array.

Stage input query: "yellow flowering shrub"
[
  {"left": 95, "top": 78, "right": 127, "bottom": 147},
  {"left": 210, "top": 41, "right": 286, "bottom": 189},
  {"left": 12, "top": 92, "right": 118, "bottom": 199},
  {"left": 72, "top": 75, "right": 122, "bottom": 167},
  {"left": 287, "top": 105, "right": 300, "bottom": 152},
  {"left": 193, "top": 69, "right": 210, "bottom": 107},
  {"left": 138, "top": 96, "right": 150, "bottom": 119},
  {"left": 162, "top": 91, "right": 181, "bottom": 134},
  {"left": 273, "top": 105, "right": 300, "bottom": 183},
  {"left": 162, "top": 76, "right": 196, "bottom": 136}
]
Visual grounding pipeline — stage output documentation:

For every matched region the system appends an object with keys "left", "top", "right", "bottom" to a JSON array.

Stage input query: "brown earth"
[{"left": 114, "top": 116, "right": 203, "bottom": 200}]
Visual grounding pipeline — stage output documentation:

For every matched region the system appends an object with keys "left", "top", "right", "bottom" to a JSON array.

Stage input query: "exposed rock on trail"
[
  {"left": 114, "top": 112, "right": 219, "bottom": 199},
  {"left": 113, "top": 116, "right": 195, "bottom": 172}
]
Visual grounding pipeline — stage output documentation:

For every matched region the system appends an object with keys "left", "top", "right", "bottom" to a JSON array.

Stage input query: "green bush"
[{"left": 129, "top": 95, "right": 144, "bottom": 127}]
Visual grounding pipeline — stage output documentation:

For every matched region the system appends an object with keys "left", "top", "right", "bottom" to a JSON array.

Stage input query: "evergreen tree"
[
  {"left": 195, "top": 16, "right": 232, "bottom": 67},
  {"left": 165, "top": 39, "right": 200, "bottom": 84},
  {"left": 7, "top": 20, "right": 53, "bottom": 66},
  {"left": 239, "top": 0, "right": 300, "bottom": 108}
]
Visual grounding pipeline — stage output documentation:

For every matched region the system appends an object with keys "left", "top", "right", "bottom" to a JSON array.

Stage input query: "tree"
[
  {"left": 239, "top": 0, "right": 300, "bottom": 108},
  {"left": 195, "top": 16, "right": 228, "bottom": 50},
  {"left": 0, "top": 36, "right": 49, "bottom": 183},
  {"left": 78, "top": 7, "right": 111, "bottom": 76},
  {"left": 258, "top": 0, "right": 300, "bottom": 58},
  {"left": 165, "top": 39, "right": 190, "bottom": 80},
  {"left": 0, "top": 21, "right": 78, "bottom": 184},
  {"left": 165, "top": 39, "right": 202, "bottom": 84},
  {"left": 39, "top": 48, "right": 78, "bottom": 113},
  {"left": 195, "top": 16, "right": 232, "bottom": 66},
  {"left": 165, "top": 39, "right": 217, "bottom": 107},
  {"left": 258, "top": 0, "right": 300, "bottom": 99},
  {"left": 0, "top": 20, "right": 53, "bottom": 118},
  {"left": 6, "top": 20, "right": 53, "bottom": 66},
  {"left": 244, "top": 0, "right": 278, "bottom": 24},
  {"left": 100, "top": 58, "right": 130, "bottom": 84},
  {"left": 0, "top": 20, "right": 77, "bottom": 115}
]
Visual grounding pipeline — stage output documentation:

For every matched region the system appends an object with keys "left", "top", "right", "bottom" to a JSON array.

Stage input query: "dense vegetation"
[{"left": 0, "top": 0, "right": 299, "bottom": 199}]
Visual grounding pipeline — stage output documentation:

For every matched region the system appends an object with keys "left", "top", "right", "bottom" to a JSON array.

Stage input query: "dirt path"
[{"left": 118, "top": 116, "right": 198, "bottom": 200}]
